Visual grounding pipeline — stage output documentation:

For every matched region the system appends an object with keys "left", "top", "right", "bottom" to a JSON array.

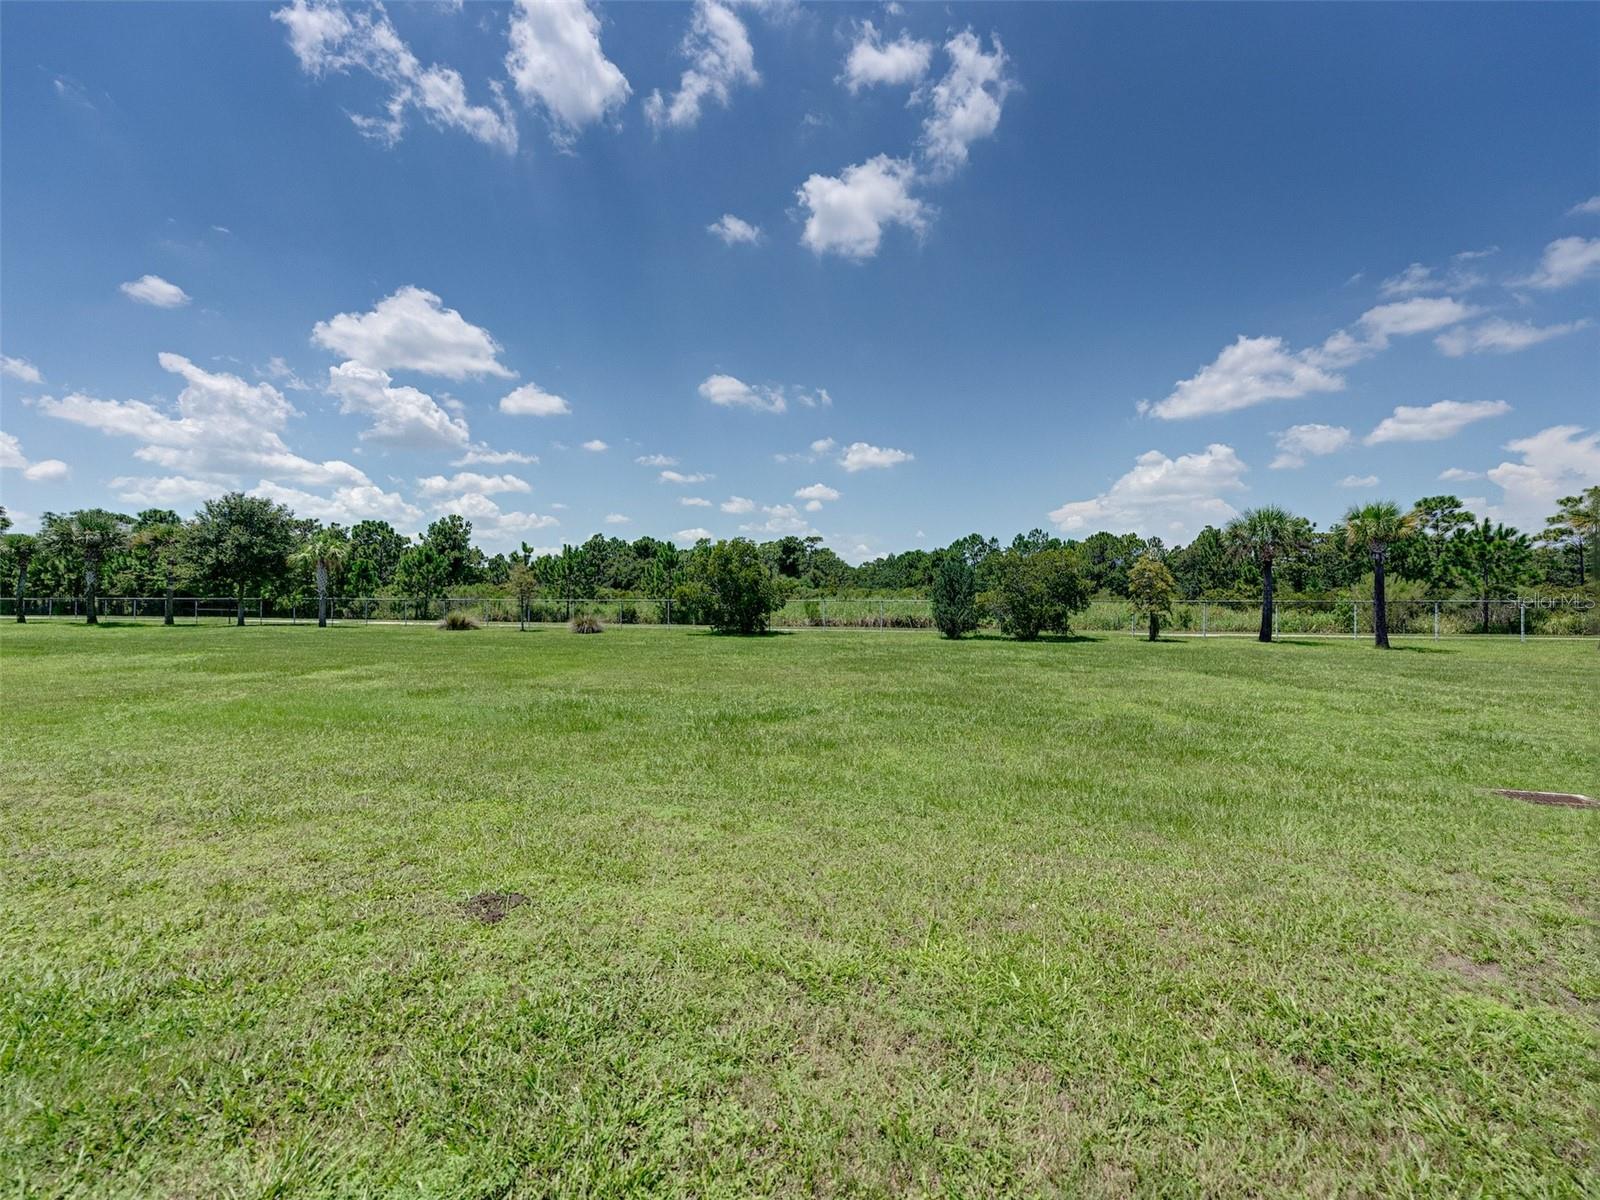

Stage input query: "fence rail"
[{"left": 3, "top": 595, "right": 1596, "bottom": 637}]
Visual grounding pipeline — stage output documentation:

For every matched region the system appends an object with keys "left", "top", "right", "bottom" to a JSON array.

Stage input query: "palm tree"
[
  {"left": 4, "top": 533, "right": 36, "bottom": 623},
  {"left": 292, "top": 528, "right": 350, "bottom": 628},
  {"left": 42, "top": 509, "right": 130, "bottom": 625},
  {"left": 1224, "top": 506, "right": 1310, "bottom": 642},
  {"left": 1344, "top": 501, "right": 1416, "bottom": 649},
  {"left": 1452, "top": 519, "right": 1533, "bottom": 632},
  {"left": 132, "top": 521, "right": 184, "bottom": 626}
]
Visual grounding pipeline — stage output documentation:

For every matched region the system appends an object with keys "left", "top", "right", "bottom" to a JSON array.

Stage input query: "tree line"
[{"left": 1, "top": 487, "right": 1594, "bottom": 643}]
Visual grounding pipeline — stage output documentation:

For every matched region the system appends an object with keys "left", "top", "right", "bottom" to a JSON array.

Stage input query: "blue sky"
[{"left": 2, "top": 1, "right": 1596, "bottom": 557}]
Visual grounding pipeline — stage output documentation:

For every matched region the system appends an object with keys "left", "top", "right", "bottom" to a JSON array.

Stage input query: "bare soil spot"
[
  {"left": 462, "top": 890, "right": 528, "bottom": 924},
  {"left": 1434, "top": 953, "right": 1507, "bottom": 985},
  {"left": 1493, "top": 789, "right": 1597, "bottom": 809}
]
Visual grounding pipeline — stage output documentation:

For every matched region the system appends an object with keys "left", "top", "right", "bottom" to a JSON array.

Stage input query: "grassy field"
[{"left": 1, "top": 623, "right": 1596, "bottom": 1198}]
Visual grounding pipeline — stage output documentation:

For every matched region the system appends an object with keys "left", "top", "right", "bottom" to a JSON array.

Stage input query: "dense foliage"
[
  {"left": 930, "top": 554, "right": 979, "bottom": 639},
  {"left": 693, "top": 538, "right": 785, "bottom": 635},
  {"left": 1, "top": 487, "right": 1594, "bottom": 640}
]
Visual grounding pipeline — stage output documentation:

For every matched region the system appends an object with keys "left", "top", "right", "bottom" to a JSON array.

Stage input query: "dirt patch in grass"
[
  {"left": 461, "top": 890, "right": 528, "bottom": 924},
  {"left": 1434, "top": 953, "right": 1508, "bottom": 985},
  {"left": 1492, "top": 789, "right": 1597, "bottom": 809}
]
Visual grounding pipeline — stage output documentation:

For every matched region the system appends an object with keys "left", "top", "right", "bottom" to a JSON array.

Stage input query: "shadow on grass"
[
  {"left": 968, "top": 631, "right": 1101, "bottom": 645},
  {"left": 677, "top": 627, "right": 799, "bottom": 638}
]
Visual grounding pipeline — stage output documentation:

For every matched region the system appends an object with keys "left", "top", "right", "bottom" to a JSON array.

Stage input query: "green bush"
[
  {"left": 979, "top": 546, "right": 1089, "bottom": 640},
  {"left": 696, "top": 538, "right": 785, "bottom": 635},
  {"left": 931, "top": 555, "right": 979, "bottom": 639}
]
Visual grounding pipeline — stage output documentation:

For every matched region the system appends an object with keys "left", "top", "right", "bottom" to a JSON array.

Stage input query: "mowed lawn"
[{"left": 1, "top": 624, "right": 1596, "bottom": 1198}]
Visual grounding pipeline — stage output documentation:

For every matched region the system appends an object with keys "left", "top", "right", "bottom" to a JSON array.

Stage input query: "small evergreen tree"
[
  {"left": 395, "top": 544, "right": 448, "bottom": 619},
  {"left": 1127, "top": 556, "right": 1179, "bottom": 641},
  {"left": 931, "top": 554, "right": 979, "bottom": 639},
  {"left": 507, "top": 561, "right": 539, "bottom": 630}
]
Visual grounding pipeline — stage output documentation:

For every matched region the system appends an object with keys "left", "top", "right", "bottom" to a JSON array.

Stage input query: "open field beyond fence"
[
  {"left": 5, "top": 595, "right": 1598, "bottom": 637},
  {"left": 0, "top": 624, "right": 1596, "bottom": 1197}
]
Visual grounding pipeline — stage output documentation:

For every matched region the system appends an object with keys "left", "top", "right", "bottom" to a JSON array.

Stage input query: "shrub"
[
  {"left": 571, "top": 614, "right": 604, "bottom": 634},
  {"left": 931, "top": 555, "right": 979, "bottom": 639},
  {"left": 697, "top": 538, "right": 785, "bottom": 634},
  {"left": 616, "top": 601, "right": 640, "bottom": 624},
  {"left": 438, "top": 610, "right": 481, "bottom": 631},
  {"left": 978, "top": 546, "right": 1089, "bottom": 640},
  {"left": 1128, "top": 556, "right": 1179, "bottom": 641}
]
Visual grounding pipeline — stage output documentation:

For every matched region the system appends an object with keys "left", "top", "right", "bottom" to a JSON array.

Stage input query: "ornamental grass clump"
[
  {"left": 438, "top": 610, "right": 481, "bottom": 631},
  {"left": 571, "top": 614, "right": 604, "bottom": 634}
]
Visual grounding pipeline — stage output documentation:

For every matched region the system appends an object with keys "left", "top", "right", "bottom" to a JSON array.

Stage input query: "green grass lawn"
[{"left": 1, "top": 623, "right": 1596, "bottom": 1198}]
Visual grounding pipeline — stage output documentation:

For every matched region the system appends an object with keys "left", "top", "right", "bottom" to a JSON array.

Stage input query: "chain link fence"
[{"left": 2, "top": 595, "right": 1595, "bottom": 637}]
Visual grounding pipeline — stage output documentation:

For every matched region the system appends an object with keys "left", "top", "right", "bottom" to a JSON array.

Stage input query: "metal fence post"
[
  {"left": 820, "top": 598, "right": 826, "bottom": 627},
  {"left": 1201, "top": 602, "right": 1207, "bottom": 638},
  {"left": 1519, "top": 602, "right": 1525, "bottom": 643},
  {"left": 1273, "top": 606, "right": 1280, "bottom": 638},
  {"left": 1433, "top": 601, "right": 1439, "bottom": 641},
  {"left": 879, "top": 599, "right": 885, "bottom": 629},
  {"left": 1352, "top": 600, "right": 1358, "bottom": 639}
]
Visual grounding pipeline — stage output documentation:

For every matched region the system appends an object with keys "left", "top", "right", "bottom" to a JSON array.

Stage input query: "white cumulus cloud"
[
  {"left": 251, "top": 479, "right": 423, "bottom": 528},
  {"left": 1485, "top": 425, "right": 1600, "bottom": 531},
  {"left": 707, "top": 213, "right": 762, "bottom": 245},
  {"left": 326, "top": 360, "right": 470, "bottom": 449},
  {"left": 1514, "top": 237, "right": 1600, "bottom": 289},
  {"left": 504, "top": 0, "right": 630, "bottom": 146},
  {"left": 313, "top": 286, "right": 511, "bottom": 380},
  {"left": 0, "top": 431, "right": 68, "bottom": 482},
  {"left": 1146, "top": 297, "right": 1479, "bottom": 420},
  {"left": 797, "top": 155, "right": 928, "bottom": 260},
  {"left": 841, "top": 21, "right": 932, "bottom": 92},
  {"left": 919, "top": 30, "right": 1012, "bottom": 178},
  {"left": 644, "top": 0, "right": 758, "bottom": 130},
  {"left": 699, "top": 373, "right": 786, "bottom": 413},
  {"left": 499, "top": 382, "right": 571, "bottom": 416},
  {"left": 39, "top": 353, "right": 368, "bottom": 489},
  {"left": 839, "top": 441, "right": 912, "bottom": 472},
  {"left": 1269, "top": 423, "right": 1351, "bottom": 469},
  {"left": 794, "top": 482, "right": 840, "bottom": 502},
  {"left": 416, "top": 472, "right": 531, "bottom": 497},
  {"left": 120, "top": 274, "right": 190, "bottom": 308},
  {"left": 1364, "top": 399, "right": 1511, "bottom": 445},
  {"left": 719, "top": 495, "right": 755, "bottom": 514},
  {"left": 1049, "top": 443, "right": 1247, "bottom": 540},
  {"left": 1, "top": 356, "right": 43, "bottom": 384},
  {"left": 660, "top": 469, "right": 711, "bottom": 485},
  {"left": 453, "top": 445, "right": 539, "bottom": 466},
  {"left": 273, "top": 0, "right": 517, "bottom": 152},
  {"left": 1435, "top": 317, "right": 1589, "bottom": 357},
  {"left": 1338, "top": 474, "right": 1379, "bottom": 488}
]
